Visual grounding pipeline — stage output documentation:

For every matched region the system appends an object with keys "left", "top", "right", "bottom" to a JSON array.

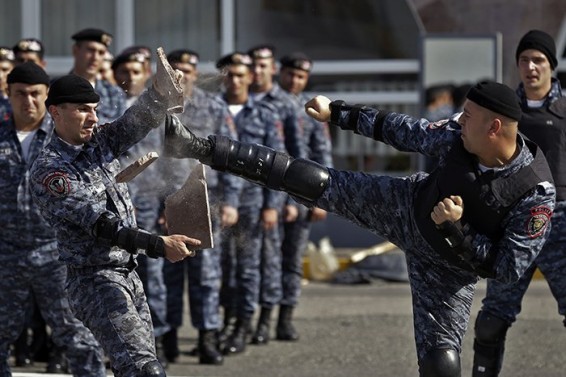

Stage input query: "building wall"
[{"left": 410, "top": 0, "right": 566, "bottom": 85}]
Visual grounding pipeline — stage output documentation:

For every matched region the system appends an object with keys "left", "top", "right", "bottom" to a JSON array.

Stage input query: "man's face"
[
  {"left": 15, "top": 52, "right": 45, "bottom": 68},
  {"left": 251, "top": 57, "right": 275, "bottom": 89},
  {"left": 7, "top": 83, "right": 48, "bottom": 124},
  {"left": 518, "top": 49, "right": 553, "bottom": 94},
  {"left": 171, "top": 62, "right": 197, "bottom": 95},
  {"left": 223, "top": 64, "right": 252, "bottom": 98},
  {"left": 72, "top": 41, "right": 107, "bottom": 77},
  {"left": 459, "top": 100, "right": 492, "bottom": 156},
  {"left": 113, "top": 61, "right": 148, "bottom": 97},
  {"left": 279, "top": 67, "right": 309, "bottom": 95},
  {"left": 0, "top": 61, "right": 14, "bottom": 93},
  {"left": 51, "top": 102, "right": 99, "bottom": 145}
]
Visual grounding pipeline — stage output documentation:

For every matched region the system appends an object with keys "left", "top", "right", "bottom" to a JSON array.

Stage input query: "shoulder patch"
[
  {"left": 43, "top": 171, "right": 71, "bottom": 197},
  {"left": 526, "top": 205, "right": 552, "bottom": 238}
]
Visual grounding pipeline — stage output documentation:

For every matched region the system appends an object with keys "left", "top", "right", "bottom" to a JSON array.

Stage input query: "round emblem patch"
[
  {"left": 526, "top": 205, "right": 552, "bottom": 239},
  {"left": 43, "top": 171, "right": 71, "bottom": 197}
]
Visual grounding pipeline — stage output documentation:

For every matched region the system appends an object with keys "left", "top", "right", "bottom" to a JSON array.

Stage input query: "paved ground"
[{"left": 10, "top": 277, "right": 566, "bottom": 377}]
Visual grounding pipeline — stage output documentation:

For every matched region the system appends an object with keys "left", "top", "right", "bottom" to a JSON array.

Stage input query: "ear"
[
  {"left": 48, "top": 104, "right": 59, "bottom": 120},
  {"left": 488, "top": 118, "right": 502, "bottom": 136}
]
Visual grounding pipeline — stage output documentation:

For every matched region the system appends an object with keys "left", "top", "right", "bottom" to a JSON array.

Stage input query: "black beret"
[
  {"left": 7, "top": 61, "right": 50, "bottom": 86},
  {"left": 71, "top": 28, "right": 113, "bottom": 47},
  {"left": 120, "top": 45, "right": 152, "bottom": 62},
  {"left": 111, "top": 50, "right": 147, "bottom": 71},
  {"left": 215, "top": 52, "right": 253, "bottom": 70},
  {"left": 515, "top": 30, "right": 557, "bottom": 70},
  {"left": 45, "top": 74, "right": 100, "bottom": 107},
  {"left": 0, "top": 47, "right": 15, "bottom": 62},
  {"left": 13, "top": 38, "right": 44, "bottom": 56},
  {"left": 466, "top": 81, "right": 522, "bottom": 121},
  {"left": 167, "top": 49, "right": 199, "bottom": 66},
  {"left": 280, "top": 52, "right": 313, "bottom": 72},
  {"left": 247, "top": 44, "right": 275, "bottom": 59}
]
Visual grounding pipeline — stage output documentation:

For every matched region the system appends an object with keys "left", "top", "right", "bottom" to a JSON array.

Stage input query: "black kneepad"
[
  {"left": 474, "top": 310, "right": 509, "bottom": 344},
  {"left": 419, "top": 348, "right": 461, "bottom": 377},
  {"left": 140, "top": 360, "right": 166, "bottom": 377}
]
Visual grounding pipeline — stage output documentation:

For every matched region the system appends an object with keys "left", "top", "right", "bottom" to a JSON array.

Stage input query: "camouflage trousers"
[
  {"left": 0, "top": 258, "right": 105, "bottom": 376},
  {"left": 66, "top": 267, "right": 157, "bottom": 377},
  {"left": 280, "top": 205, "right": 312, "bottom": 307},
  {"left": 259, "top": 222, "right": 283, "bottom": 309},
  {"left": 318, "top": 171, "right": 480, "bottom": 362}
]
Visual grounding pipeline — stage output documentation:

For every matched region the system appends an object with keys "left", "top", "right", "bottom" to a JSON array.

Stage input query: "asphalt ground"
[{"left": 11, "top": 277, "right": 566, "bottom": 377}]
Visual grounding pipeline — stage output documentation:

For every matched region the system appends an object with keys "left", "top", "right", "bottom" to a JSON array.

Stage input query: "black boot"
[
  {"left": 222, "top": 319, "right": 250, "bottom": 355},
  {"left": 161, "top": 328, "right": 179, "bottom": 363},
  {"left": 155, "top": 336, "right": 168, "bottom": 369},
  {"left": 251, "top": 307, "right": 272, "bottom": 345},
  {"left": 218, "top": 310, "right": 237, "bottom": 346},
  {"left": 198, "top": 330, "right": 223, "bottom": 365},
  {"left": 46, "top": 346, "right": 68, "bottom": 374},
  {"left": 14, "top": 329, "right": 32, "bottom": 367},
  {"left": 276, "top": 305, "right": 299, "bottom": 341}
]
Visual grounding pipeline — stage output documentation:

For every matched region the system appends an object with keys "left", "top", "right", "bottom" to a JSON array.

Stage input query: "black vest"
[
  {"left": 519, "top": 97, "right": 566, "bottom": 200},
  {"left": 414, "top": 139, "right": 553, "bottom": 272}
]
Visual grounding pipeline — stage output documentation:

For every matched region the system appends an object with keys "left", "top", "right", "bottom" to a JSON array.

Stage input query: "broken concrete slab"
[
  {"left": 164, "top": 163, "right": 213, "bottom": 249},
  {"left": 115, "top": 151, "right": 159, "bottom": 183}
]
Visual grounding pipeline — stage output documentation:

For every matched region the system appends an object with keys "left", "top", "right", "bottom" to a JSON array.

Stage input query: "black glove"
[{"left": 163, "top": 114, "right": 214, "bottom": 162}]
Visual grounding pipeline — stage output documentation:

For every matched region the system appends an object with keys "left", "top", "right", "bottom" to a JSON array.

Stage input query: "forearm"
[{"left": 94, "top": 213, "right": 165, "bottom": 258}]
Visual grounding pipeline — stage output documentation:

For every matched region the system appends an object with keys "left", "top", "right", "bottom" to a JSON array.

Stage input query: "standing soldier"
[
  {"left": 247, "top": 45, "right": 307, "bottom": 345},
  {"left": 29, "top": 52, "right": 200, "bottom": 376},
  {"left": 70, "top": 28, "right": 127, "bottom": 124},
  {"left": 0, "top": 47, "right": 15, "bottom": 121},
  {"left": 209, "top": 52, "right": 286, "bottom": 355},
  {"left": 0, "top": 62, "right": 106, "bottom": 377},
  {"left": 472, "top": 30, "right": 566, "bottom": 377},
  {"left": 164, "top": 81, "right": 556, "bottom": 377},
  {"left": 160, "top": 49, "right": 240, "bottom": 366},
  {"left": 13, "top": 38, "right": 46, "bottom": 68},
  {"left": 277, "top": 52, "right": 333, "bottom": 341}
]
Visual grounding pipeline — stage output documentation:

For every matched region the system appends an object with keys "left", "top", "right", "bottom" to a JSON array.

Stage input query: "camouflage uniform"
[
  {"left": 218, "top": 95, "right": 286, "bottom": 322},
  {"left": 480, "top": 80, "right": 566, "bottom": 324},
  {"left": 315, "top": 107, "right": 555, "bottom": 368},
  {"left": 0, "top": 96, "right": 10, "bottom": 123},
  {"left": 162, "top": 87, "right": 240, "bottom": 331},
  {"left": 0, "top": 114, "right": 105, "bottom": 376},
  {"left": 94, "top": 78, "right": 127, "bottom": 124},
  {"left": 253, "top": 82, "right": 307, "bottom": 312},
  {"left": 29, "top": 89, "right": 167, "bottom": 377},
  {"left": 280, "top": 92, "right": 333, "bottom": 308}
]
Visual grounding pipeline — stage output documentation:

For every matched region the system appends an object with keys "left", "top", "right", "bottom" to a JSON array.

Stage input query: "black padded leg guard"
[
  {"left": 210, "top": 135, "right": 329, "bottom": 203},
  {"left": 419, "top": 348, "right": 461, "bottom": 377},
  {"left": 472, "top": 310, "right": 509, "bottom": 377},
  {"left": 140, "top": 360, "right": 166, "bottom": 376}
]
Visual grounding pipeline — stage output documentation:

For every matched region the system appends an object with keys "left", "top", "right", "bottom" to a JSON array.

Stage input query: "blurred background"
[{"left": 4, "top": 0, "right": 564, "bottom": 246}]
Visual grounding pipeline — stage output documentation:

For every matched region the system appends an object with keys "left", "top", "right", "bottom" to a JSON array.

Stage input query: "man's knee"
[
  {"left": 419, "top": 348, "right": 460, "bottom": 377},
  {"left": 474, "top": 310, "right": 509, "bottom": 344},
  {"left": 140, "top": 360, "right": 166, "bottom": 376}
]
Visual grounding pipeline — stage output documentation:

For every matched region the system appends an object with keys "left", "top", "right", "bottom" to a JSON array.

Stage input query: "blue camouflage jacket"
[
  {"left": 317, "top": 107, "right": 555, "bottom": 282},
  {"left": 29, "top": 89, "right": 167, "bottom": 268},
  {"left": 0, "top": 114, "right": 56, "bottom": 265}
]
